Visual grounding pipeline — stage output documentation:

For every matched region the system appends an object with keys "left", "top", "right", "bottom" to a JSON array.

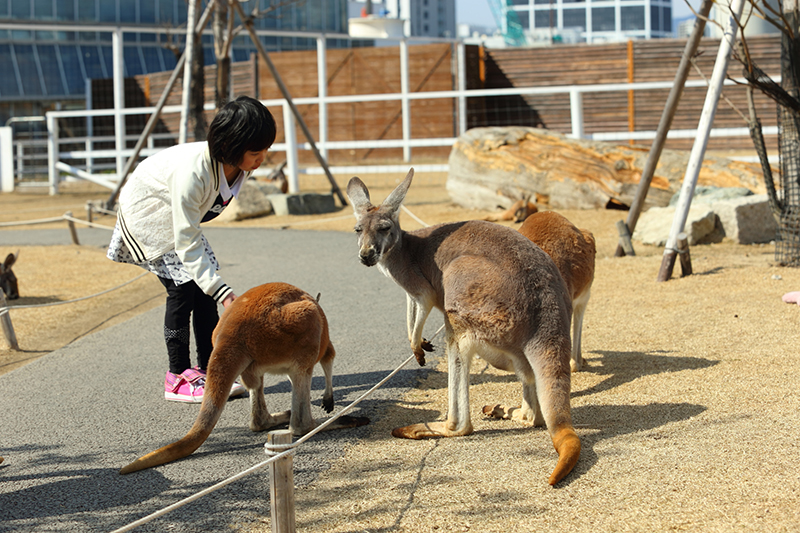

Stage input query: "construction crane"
[{"left": 486, "top": 0, "right": 527, "bottom": 46}]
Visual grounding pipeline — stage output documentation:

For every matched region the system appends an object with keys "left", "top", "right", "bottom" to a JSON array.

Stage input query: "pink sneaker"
[
  {"left": 164, "top": 368, "right": 206, "bottom": 403},
  {"left": 192, "top": 366, "right": 247, "bottom": 398}
]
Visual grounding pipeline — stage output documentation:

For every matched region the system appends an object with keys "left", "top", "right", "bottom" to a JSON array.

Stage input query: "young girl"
[{"left": 107, "top": 96, "right": 277, "bottom": 402}]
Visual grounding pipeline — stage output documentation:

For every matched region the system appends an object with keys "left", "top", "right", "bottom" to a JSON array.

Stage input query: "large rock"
[
  {"left": 634, "top": 206, "right": 720, "bottom": 246},
  {"left": 447, "top": 127, "right": 766, "bottom": 211},
  {"left": 712, "top": 194, "right": 778, "bottom": 244},
  {"left": 634, "top": 190, "right": 778, "bottom": 246},
  {"left": 215, "top": 180, "right": 282, "bottom": 222},
  {"left": 267, "top": 193, "right": 337, "bottom": 216}
]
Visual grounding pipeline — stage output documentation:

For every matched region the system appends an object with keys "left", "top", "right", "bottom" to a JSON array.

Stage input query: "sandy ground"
[{"left": 2, "top": 172, "right": 800, "bottom": 532}]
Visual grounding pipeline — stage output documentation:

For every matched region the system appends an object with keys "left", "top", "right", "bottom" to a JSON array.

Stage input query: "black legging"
[{"left": 159, "top": 277, "right": 219, "bottom": 374}]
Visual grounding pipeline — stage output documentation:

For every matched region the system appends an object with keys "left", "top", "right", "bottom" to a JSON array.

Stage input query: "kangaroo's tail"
[
  {"left": 119, "top": 397, "right": 225, "bottom": 475},
  {"left": 549, "top": 426, "right": 581, "bottom": 486}
]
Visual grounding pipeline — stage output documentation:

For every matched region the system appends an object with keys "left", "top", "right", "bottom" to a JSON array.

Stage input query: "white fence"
[{"left": 0, "top": 75, "right": 777, "bottom": 196}]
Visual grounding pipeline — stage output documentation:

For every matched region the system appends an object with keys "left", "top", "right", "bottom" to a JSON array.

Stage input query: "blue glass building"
[
  {"left": 0, "top": 0, "right": 349, "bottom": 123},
  {"left": 508, "top": 0, "right": 672, "bottom": 44}
]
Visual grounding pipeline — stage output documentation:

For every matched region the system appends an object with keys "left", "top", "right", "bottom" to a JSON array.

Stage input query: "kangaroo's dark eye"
[
  {"left": 354, "top": 226, "right": 363, "bottom": 234},
  {"left": 377, "top": 223, "right": 391, "bottom": 233}
]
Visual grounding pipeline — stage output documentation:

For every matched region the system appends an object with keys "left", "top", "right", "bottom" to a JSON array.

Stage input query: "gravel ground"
[{"left": 3, "top": 172, "right": 800, "bottom": 532}]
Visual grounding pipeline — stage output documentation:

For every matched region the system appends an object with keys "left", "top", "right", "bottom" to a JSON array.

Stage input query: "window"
[
  {"left": 99, "top": 1, "right": 116, "bottom": 22},
  {"left": 621, "top": 6, "right": 644, "bottom": 31},
  {"left": 140, "top": 0, "right": 156, "bottom": 23},
  {"left": 12, "top": 0, "right": 31, "bottom": 19},
  {"left": 650, "top": 5, "right": 661, "bottom": 31},
  {"left": 534, "top": 10, "right": 554, "bottom": 29},
  {"left": 0, "top": 45, "right": 21, "bottom": 97},
  {"left": 58, "top": 45, "right": 86, "bottom": 94},
  {"left": 591, "top": 7, "right": 615, "bottom": 32},
  {"left": 563, "top": 8, "right": 585, "bottom": 29},
  {"left": 15, "top": 44, "right": 44, "bottom": 96},
  {"left": 77, "top": 0, "right": 96, "bottom": 21},
  {"left": 34, "top": 0, "right": 53, "bottom": 19},
  {"left": 37, "top": 44, "right": 65, "bottom": 95}
]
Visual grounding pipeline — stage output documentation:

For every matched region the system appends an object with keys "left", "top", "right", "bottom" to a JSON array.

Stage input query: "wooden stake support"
[
  {"left": 677, "top": 232, "right": 693, "bottom": 277},
  {"left": 65, "top": 211, "right": 80, "bottom": 245},
  {"left": 615, "top": 220, "right": 635, "bottom": 256},
  {"left": 267, "top": 430, "right": 296, "bottom": 533},
  {"left": 0, "top": 292, "right": 19, "bottom": 350}
]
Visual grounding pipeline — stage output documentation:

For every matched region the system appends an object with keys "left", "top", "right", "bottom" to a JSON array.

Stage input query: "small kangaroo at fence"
[
  {"left": 1, "top": 252, "right": 19, "bottom": 300},
  {"left": 120, "top": 282, "right": 369, "bottom": 474},
  {"left": 347, "top": 169, "right": 580, "bottom": 486},
  {"left": 518, "top": 211, "right": 596, "bottom": 372},
  {"left": 482, "top": 195, "right": 538, "bottom": 223}
]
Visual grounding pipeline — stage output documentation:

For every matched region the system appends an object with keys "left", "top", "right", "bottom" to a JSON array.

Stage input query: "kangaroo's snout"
[{"left": 359, "top": 248, "right": 379, "bottom": 266}]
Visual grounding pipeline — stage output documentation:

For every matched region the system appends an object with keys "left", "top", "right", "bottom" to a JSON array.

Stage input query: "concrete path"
[{"left": 0, "top": 227, "right": 440, "bottom": 532}]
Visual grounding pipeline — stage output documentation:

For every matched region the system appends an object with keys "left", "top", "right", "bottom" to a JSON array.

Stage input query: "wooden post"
[
  {"left": 267, "top": 430, "right": 296, "bottom": 533},
  {"left": 65, "top": 211, "right": 79, "bottom": 245},
  {"left": 614, "top": 0, "right": 713, "bottom": 257},
  {"left": 230, "top": 0, "right": 347, "bottom": 208},
  {"left": 615, "top": 220, "right": 635, "bottom": 256},
  {"left": 86, "top": 201, "right": 93, "bottom": 224},
  {"left": 657, "top": 0, "right": 745, "bottom": 282},
  {"left": 677, "top": 232, "right": 692, "bottom": 277},
  {"left": 0, "top": 292, "right": 19, "bottom": 350}
]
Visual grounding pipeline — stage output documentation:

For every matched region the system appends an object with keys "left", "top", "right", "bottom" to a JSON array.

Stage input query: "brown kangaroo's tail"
[
  {"left": 548, "top": 426, "right": 581, "bottom": 486},
  {"left": 119, "top": 401, "right": 224, "bottom": 475}
]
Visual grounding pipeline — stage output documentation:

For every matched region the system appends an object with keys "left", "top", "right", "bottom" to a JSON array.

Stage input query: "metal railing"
[{"left": 1, "top": 75, "right": 772, "bottom": 195}]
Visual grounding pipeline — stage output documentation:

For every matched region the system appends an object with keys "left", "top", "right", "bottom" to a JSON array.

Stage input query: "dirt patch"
[{"left": 3, "top": 172, "right": 800, "bottom": 532}]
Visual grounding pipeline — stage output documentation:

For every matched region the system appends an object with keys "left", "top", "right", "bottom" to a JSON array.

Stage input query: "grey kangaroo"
[{"left": 346, "top": 169, "right": 581, "bottom": 486}]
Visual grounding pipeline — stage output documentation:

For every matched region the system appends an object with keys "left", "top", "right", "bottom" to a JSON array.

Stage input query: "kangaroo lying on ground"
[
  {"left": 347, "top": 169, "right": 580, "bottom": 486},
  {"left": 120, "top": 282, "right": 369, "bottom": 474},
  {"left": 482, "top": 196, "right": 538, "bottom": 223},
  {"left": 518, "top": 211, "right": 596, "bottom": 372}
]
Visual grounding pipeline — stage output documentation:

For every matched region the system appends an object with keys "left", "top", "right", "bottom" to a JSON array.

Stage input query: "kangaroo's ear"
[
  {"left": 383, "top": 168, "right": 414, "bottom": 212},
  {"left": 347, "top": 177, "right": 372, "bottom": 213},
  {"left": 3, "top": 253, "right": 15, "bottom": 269}
]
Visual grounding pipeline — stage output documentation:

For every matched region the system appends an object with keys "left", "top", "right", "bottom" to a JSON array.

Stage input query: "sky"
[{"left": 455, "top": 0, "right": 701, "bottom": 28}]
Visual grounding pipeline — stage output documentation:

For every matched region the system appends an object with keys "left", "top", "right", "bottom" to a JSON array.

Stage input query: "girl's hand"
[{"left": 221, "top": 293, "right": 237, "bottom": 308}]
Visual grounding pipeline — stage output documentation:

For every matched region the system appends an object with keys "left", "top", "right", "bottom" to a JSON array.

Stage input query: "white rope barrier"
[
  {"left": 0, "top": 272, "right": 150, "bottom": 314},
  {"left": 109, "top": 351, "right": 425, "bottom": 533}
]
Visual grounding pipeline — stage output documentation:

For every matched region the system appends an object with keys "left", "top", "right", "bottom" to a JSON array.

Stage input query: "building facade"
[
  {"left": 382, "top": 0, "right": 456, "bottom": 39},
  {"left": 507, "top": 0, "right": 672, "bottom": 44},
  {"left": 0, "top": 0, "right": 350, "bottom": 123}
]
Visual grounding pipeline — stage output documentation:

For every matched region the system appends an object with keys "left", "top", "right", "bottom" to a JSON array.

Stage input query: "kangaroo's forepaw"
[
  {"left": 391, "top": 421, "right": 472, "bottom": 439},
  {"left": 482, "top": 404, "right": 541, "bottom": 425},
  {"left": 570, "top": 357, "right": 584, "bottom": 373},
  {"left": 421, "top": 339, "right": 435, "bottom": 352},
  {"left": 413, "top": 349, "right": 426, "bottom": 366}
]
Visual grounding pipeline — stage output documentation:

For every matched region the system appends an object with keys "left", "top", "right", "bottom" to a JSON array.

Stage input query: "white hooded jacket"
[{"left": 116, "top": 142, "right": 251, "bottom": 302}]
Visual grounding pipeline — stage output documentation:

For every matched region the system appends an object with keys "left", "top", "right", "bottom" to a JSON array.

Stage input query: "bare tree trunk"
[
  {"left": 214, "top": 0, "right": 232, "bottom": 108},
  {"left": 191, "top": 36, "right": 207, "bottom": 141}
]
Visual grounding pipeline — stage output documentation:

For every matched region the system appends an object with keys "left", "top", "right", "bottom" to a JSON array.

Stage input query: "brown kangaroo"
[
  {"left": 482, "top": 196, "right": 538, "bottom": 223},
  {"left": 347, "top": 169, "right": 580, "bottom": 486},
  {"left": 518, "top": 211, "right": 596, "bottom": 372},
  {"left": 119, "top": 282, "right": 369, "bottom": 474},
  {"left": 1, "top": 252, "right": 19, "bottom": 300}
]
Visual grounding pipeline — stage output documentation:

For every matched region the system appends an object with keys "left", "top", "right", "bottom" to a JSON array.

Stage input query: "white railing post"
[
  {"left": 316, "top": 35, "right": 328, "bottom": 160},
  {"left": 457, "top": 42, "right": 467, "bottom": 136},
  {"left": 267, "top": 430, "right": 296, "bottom": 533},
  {"left": 0, "top": 126, "right": 13, "bottom": 192},
  {"left": 46, "top": 113, "right": 59, "bottom": 195},
  {"left": 85, "top": 78, "right": 94, "bottom": 174},
  {"left": 400, "top": 38, "right": 411, "bottom": 162},
  {"left": 112, "top": 28, "right": 126, "bottom": 178},
  {"left": 282, "top": 102, "right": 299, "bottom": 193},
  {"left": 569, "top": 89, "right": 584, "bottom": 139}
]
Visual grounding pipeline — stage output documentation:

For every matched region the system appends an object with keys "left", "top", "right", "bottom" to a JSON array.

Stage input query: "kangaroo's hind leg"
[
  {"left": 392, "top": 327, "right": 475, "bottom": 439},
  {"left": 240, "top": 365, "right": 290, "bottom": 432}
]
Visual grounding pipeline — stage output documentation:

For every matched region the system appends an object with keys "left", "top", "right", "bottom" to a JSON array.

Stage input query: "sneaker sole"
[{"left": 165, "top": 392, "right": 203, "bottom": 403}]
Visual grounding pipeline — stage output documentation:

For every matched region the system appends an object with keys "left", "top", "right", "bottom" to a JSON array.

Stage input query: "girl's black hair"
[{"left": 206, "top": 96, "right": 277, "bottom": 167}]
